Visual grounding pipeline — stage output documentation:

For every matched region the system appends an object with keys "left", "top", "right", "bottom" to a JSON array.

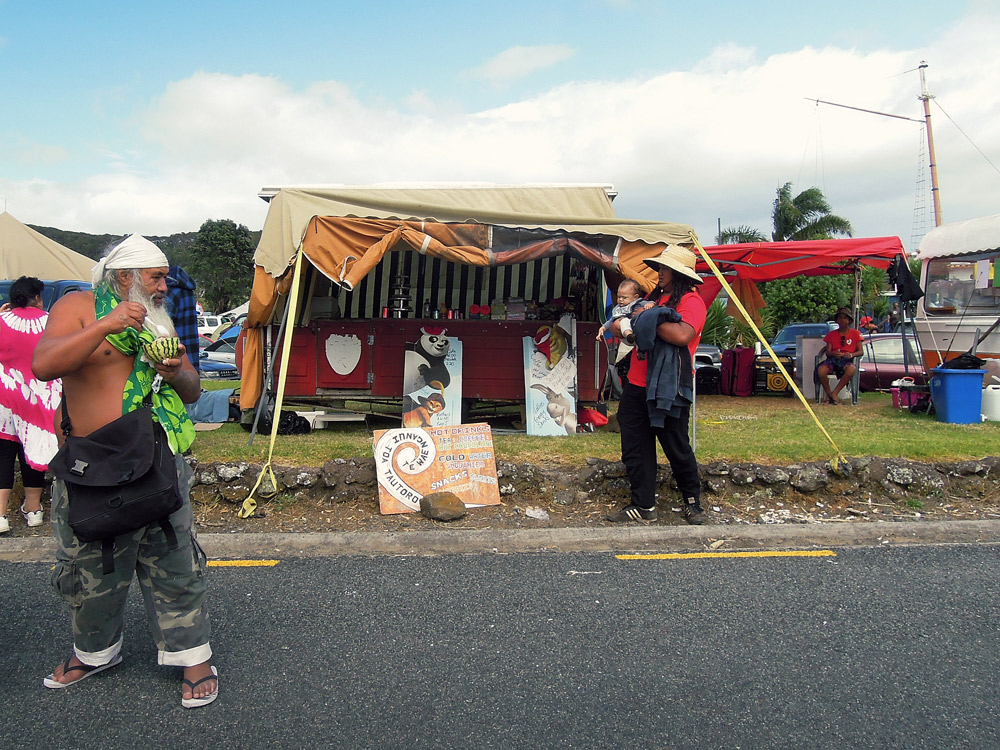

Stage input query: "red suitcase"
[{"left": 720, "top": 347, "right": 755, "bottom": 396}]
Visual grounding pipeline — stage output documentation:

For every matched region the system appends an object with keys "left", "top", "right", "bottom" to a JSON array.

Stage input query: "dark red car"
[{"left": 857, "top": 333, "right": 927, "bottom": 391}]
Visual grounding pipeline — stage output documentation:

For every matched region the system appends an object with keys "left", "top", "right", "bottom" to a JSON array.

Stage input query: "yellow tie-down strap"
[
  {"left": 689, "top": 233, "right": 848, "bottom": 473},
  {"left": 239, "top": 248, "right": 306, "bottom": 518}
]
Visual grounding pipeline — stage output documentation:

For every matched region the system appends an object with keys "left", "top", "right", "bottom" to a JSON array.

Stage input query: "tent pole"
[{"left": 247, "top": 281, "right": 293, "bottom": 446}]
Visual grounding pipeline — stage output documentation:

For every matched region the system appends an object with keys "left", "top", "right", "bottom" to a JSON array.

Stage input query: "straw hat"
[{"left": 643, "top": 244, "right": 702, "bottom": 284}]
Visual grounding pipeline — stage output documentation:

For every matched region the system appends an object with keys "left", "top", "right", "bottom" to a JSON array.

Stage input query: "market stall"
[{"left": 239, "top": 185, "right": 697, "bottom": 414}]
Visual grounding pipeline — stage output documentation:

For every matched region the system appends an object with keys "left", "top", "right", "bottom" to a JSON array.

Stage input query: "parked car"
[
  {"left": 770, "top": 322, "right": 837, "bottom": 358},
  {"left": 197, "top": 314, "right": 233, "bottom": 338},
  {"left": 0, "top": 279, "right": 92, "bottom": 310},
  {"left": 857, "top": 333, "right": 927, "bottom": 391},
  {"left": 201, "top": 337, "right": 236, "bottom": 366},
  {"left": 199, "top": 358, "right": 239, "bottom": 379},
  {"left": 695, "top": 344, "right": 722, "bottom": 368}
]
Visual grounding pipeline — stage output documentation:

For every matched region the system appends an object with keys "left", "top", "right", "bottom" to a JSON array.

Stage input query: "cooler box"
[{"left": 929, "top": 368, "right": 986, "bottom": 424}]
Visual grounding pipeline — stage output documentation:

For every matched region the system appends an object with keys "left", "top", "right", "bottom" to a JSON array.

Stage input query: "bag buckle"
[{"left": 70, "top": 459, "right": 88, "bottom": 476}]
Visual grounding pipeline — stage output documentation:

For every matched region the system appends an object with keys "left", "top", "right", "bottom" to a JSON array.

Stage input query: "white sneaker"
[
  {"left": 20, "top": 504, "right": 44, "bottom": 527},
  {"left": 0, "top": 516, "right": 9, "bottom": 534}
]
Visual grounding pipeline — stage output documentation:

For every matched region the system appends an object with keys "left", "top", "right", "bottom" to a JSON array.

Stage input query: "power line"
[{"left": 933, "top": 100, "right": 1000, "bottom": 177}]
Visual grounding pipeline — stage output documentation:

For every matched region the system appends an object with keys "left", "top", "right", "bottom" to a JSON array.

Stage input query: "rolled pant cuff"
[
  {"left": 158, "top": 642, "right": 212, "bottom": 667},
  {"left": 75, "top": 638, "right": 123, "bottom": 667}
]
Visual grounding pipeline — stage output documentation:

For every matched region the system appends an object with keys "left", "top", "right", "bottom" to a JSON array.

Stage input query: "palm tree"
[
  {"left": 716, "top": 225, "right": 767, "bottom": 244},
  {"left": 771, "top": 182, "right": 853, "bottom": 241}
]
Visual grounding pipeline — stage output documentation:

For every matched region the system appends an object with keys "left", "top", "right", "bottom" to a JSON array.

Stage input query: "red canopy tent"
[{"left": 694, "top": 236, "right": 904, "bottom": 304}]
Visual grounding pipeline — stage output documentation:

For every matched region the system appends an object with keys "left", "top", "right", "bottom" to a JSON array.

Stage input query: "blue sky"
[{"left": 2, "top": 0, "right": 999, "bottom": 250}]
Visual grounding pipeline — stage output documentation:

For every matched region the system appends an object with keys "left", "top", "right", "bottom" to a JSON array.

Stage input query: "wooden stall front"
[{"left": 273, "top": 318, "right": 607, "bottom": 402}]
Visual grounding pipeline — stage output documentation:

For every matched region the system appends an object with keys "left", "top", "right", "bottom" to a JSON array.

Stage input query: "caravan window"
[{"left": 924, "top": 252, "right": 1000, "bottom": 315}]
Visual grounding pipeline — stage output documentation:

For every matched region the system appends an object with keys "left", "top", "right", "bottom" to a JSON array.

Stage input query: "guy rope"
[{"left": 690, "top": 233, "right": 849, "bottom": 472}]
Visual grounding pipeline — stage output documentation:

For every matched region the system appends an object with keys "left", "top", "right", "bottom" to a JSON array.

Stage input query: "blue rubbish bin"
[{"left": 929, "top": 368, "right": 986, "bottom": 424}]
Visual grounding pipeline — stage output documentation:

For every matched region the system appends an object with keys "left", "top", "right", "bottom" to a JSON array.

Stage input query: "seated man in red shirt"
[{"left": 817, "top": 307, "right": 863, "bottom": 405}]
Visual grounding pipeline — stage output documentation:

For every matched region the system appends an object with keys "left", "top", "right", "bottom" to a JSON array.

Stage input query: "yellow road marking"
[
  {"left": 207, "top": 559, "right": 280, "bottom": 567},
  {"left": 616, "top": 550, "right": 837, "bottom": 560}
]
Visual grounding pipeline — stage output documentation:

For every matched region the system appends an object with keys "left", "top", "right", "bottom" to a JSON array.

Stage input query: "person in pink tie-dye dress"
[{"left": 0, "top": 277, "right": 60, "bottom": 533}]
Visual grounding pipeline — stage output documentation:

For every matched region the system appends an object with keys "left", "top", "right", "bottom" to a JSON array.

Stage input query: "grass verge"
[{"left": 190, "top": 388, "right": 1000, "bottom": 467}]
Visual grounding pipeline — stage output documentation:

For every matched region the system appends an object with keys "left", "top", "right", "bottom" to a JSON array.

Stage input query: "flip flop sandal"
[
  {"left": 181, "top": 666, "right": 219, "bottom": 709},
  {"left": 43, "top": 654, "right": 122, "bottom": 689}
]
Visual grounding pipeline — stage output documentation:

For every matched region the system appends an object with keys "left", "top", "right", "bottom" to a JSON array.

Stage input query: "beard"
[{"left": 128, "top": 282, "right": 176, "bottom": 337}]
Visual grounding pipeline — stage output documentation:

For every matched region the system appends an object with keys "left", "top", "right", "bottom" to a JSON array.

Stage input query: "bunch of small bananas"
[{"left": 142, "top": 336, "right": 180, "bottom": 364}]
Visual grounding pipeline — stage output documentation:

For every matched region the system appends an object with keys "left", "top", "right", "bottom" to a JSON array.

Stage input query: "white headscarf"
[{"left": 91, "top": 234, "right": 169, "bottom": 286}]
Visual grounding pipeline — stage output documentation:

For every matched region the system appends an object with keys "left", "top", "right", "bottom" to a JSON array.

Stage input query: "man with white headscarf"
[{"left": 33, "top": 234, "right": 218, "bottom": 709}]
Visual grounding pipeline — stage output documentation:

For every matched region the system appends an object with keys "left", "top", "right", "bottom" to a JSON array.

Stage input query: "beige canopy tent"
[
  {"left": 240, "top": 184, "right": 699, "bottom": 409},
  {"left": 0, "top": 211, "right": 94, "bottom": 280}
]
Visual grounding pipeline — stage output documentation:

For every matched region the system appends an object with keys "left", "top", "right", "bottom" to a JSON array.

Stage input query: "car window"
[
  {"left": 773, "top": 324, "right": 829, "bottom": 345},
  {"left": 863, "top": 336, "right": 922, "bottom": 366},
  {"left": 865, "top": 338, "right": 903, "bottom": 364},
  {"left": 206, "top": 339, "right": 236, "bottom": 354}
]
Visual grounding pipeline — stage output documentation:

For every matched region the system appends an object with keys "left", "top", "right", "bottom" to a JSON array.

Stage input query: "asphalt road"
[{"left": 2, "top": 541, "right": 999, "bottom": 749}]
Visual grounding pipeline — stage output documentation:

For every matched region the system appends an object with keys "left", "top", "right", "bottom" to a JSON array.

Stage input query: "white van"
[{"left": 197, "top": 314, "right": 232, "bottom": 339}]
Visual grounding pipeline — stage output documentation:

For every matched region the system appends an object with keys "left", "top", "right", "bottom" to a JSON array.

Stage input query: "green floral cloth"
[{"left": 94, "top": 286, "right": 195, "bottom": 454}]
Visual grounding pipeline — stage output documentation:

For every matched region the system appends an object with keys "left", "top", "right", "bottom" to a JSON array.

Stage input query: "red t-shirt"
[
  {"left": 627, "top": 290, "right": 707, "bottom": 387},
  {"left": 823, "top": 328, "right": 863, "bottom": 357}
]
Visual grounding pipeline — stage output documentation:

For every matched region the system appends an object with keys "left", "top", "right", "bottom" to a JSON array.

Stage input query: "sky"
[{"left": 2, "top": 0, "right": 999, "bottom": 252}]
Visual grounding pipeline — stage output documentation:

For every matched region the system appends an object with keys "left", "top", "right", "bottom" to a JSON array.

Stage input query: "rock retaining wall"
[{"left": 187, "top": 455, "right": 1000, "bottom": 510}]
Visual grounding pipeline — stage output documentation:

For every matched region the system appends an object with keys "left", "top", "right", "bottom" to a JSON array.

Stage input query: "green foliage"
[
  {"left": 728, "top": 305, "right": 777, "bottom": 348},
  {"left": 716, "top": 225, "right": 767, "bottom": 244},
  {"left": 182, "top": 219, "right": 256, "bottom": 312},
  {"left": 761, "top": 275, "right": 852, "bottom": 327},
  {"left": 771, "top": 182, "right": 853, "bottom": 241},
  {"left": 703, "top": 298, "right": 777, "bottom": 349},
  {"left": 701, "top": 299, "right": 731, "bottom": 348},
  {"left": 30, "top": 225, "right": 199, "bottom": 263}
]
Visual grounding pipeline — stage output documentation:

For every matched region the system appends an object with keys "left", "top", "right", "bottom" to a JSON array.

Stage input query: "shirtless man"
[{"left": 33, "top": 234, "right": 218, "bottom": 709}]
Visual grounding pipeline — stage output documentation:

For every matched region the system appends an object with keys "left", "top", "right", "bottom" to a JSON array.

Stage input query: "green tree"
[
  {"left": 761, "top": 276, "right": 852, "bottom": 327},
  {"left": 183, "top": 219, "right": 256, "bottom": 313},
  {"left": 771, "top": 182, "right": 853, "bottom": 241},
  {"left": 715, "top": 225, "right": 768, "bottom": 244}
]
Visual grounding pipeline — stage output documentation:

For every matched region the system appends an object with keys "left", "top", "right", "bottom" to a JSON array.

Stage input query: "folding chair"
[{"left": 814, "top": 351, "right": 859, "bottom": 405}]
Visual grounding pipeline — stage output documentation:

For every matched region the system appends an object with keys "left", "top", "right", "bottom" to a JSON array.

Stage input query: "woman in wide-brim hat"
[
  {"left": 606, "top": 244, "right": 708, "bottom": 525},
  {"left": 642, "top": 243, "right": 704, "bottom": 285}
]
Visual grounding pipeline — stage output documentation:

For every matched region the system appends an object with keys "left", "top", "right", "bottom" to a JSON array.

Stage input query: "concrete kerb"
[{"left": 3, "top": 520, "right": 1000, "bottom": 562}]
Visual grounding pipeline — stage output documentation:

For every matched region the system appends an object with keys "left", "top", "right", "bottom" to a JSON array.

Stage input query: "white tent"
[{"left": 0, "top": 211, "right": 94, "bottom": 280}]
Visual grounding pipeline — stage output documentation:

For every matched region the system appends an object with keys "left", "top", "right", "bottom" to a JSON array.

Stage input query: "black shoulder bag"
[{"left": 48, "top": 396, "right": 182, "bottom": 574}]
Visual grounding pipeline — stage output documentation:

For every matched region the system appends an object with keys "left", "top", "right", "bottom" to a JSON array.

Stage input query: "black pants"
[
  {"left": 618, "top": 381, "right": 700, "bottom": 509},
  {"left": 0, "top": 439, "right": 45, "bottom": 490}
]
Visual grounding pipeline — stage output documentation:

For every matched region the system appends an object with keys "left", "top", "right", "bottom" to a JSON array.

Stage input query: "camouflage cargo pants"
[{"left": 51, "top": 454, "right": 212, "bottom": 667}]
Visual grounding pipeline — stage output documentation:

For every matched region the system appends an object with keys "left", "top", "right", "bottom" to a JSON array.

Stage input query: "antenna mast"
[{"left": 918, "top": 61, "right": 942, "bottom": 226}]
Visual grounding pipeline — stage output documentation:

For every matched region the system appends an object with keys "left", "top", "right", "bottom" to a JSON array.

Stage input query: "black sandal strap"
[{"left": 183, "top": 672, "right": 218, "bottom": 689}]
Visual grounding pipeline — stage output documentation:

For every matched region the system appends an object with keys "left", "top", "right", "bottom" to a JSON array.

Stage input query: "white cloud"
[
  {"left": 2, "top": 11, "right": 998, "bottom": 247},
  {"left": 463, "top": 45, "right": 576, "bottom": 87},
  {"left": 1, "top": 136, "right": 68, "bottom": 167}
]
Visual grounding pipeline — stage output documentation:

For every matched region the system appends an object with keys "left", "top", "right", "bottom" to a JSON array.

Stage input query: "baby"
[{"left": 596, "top": 279, "right": 653, "bottom": 344}]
